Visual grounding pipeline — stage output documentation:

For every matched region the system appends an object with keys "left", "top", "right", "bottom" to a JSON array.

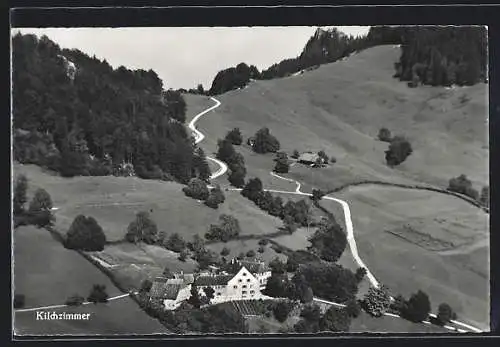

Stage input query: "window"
[
  {"left": 242, "top": 291, "right": 247, "bottom": 295},
  {"left": 243, "top": 285, "right": 247, "bottom": 288},
  {"left": 217, "top": 292, "right": 221, "bottom": 296},
  {"left": 238, "top": 279, "right": 242, "bottom": 282},
  {"left": 242, "top": 272, "right": 247, "bottom": 276},
  {"left": 233, "top": 285, "right": 238, "bottom": 289},
  {"left": 250, "top": 284, "right": 253, "bottom": 288},
  {"left": 247, "top": 279, "right": 251, "bottom": 282},
  {"left": 250, "top": 290, "right": 255, "bottom": 294}
]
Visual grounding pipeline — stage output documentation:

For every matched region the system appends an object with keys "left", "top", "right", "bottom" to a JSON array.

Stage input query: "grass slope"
[
  {"left": 13, "top": 225, "right": 167, "bottom": 335},
  {"left": 333, "top": 185, "right": 489, "bottom": 330},
  {"left": 13, "top": 164, "right": 284, "bottom": 242},
  {"left": 192, "top": 45, "right": 487, "bottom": 192}
]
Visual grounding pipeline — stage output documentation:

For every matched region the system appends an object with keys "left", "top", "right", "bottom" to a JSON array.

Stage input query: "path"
[
  {"left": 15, "top": 292, "right": 137, "bottom": 313},
  {"left": 191, "top": 97, "right": 484, "bottom": 334}
]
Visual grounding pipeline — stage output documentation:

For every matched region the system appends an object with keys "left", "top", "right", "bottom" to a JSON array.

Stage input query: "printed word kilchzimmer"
[{"left": 36, "top": 311, "right": 91, "bottom": 321}]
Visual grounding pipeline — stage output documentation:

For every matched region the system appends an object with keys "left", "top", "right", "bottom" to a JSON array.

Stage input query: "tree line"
[
  {"left": 395, "top": 26, "right": 487, "bottom": 87},
  {"left": 205, "top": 26, "right": 486, "bottom": 96},
  {"left": 12, "top": 32, "right": 209, "bottom": 184}
]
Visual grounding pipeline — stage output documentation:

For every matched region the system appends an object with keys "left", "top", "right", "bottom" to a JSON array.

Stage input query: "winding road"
[{"left": 189, "top": 97, "right": 484, "bottom": 334}]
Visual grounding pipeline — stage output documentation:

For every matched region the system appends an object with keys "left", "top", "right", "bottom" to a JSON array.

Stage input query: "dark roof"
[
  {"left": 150, "top": 282, "right": 182, "bottom": 300},
  {"left": 194, "top": 275, "right": 233, "bottom": 286},
  {"left": 239, "top": 260, "right": 270, "bottom": 274}
]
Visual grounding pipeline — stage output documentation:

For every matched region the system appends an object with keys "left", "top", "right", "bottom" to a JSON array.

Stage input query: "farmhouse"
[
  {"left": 297, "top": 152, "right": 326, "bottom": 167},
  {"left": 194, "top": 266, "right": 264, "bottom": 304},
  {"left": 149, "top": 260, "right": 272, "bottom": 309}
]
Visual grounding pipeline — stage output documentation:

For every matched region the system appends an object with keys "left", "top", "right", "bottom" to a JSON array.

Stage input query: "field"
[
  {"left": 13, "top": 164, "right": 285, "bottom": 243},
  {"left": 13, "top": 225, "right": 167, "bottom": 335},
  {"left": 331, "top": 185, "right": 489, "bottom": 331},
  {"left": 193, "top": 45, "right": 488, "bottom": 192}
]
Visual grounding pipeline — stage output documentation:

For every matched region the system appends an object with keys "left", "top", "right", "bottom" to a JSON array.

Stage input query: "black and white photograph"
[{"left": 11, "top": 22, "right": 489, "bottom": 336}]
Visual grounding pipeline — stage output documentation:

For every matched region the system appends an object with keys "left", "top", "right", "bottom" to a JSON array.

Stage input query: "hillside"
[
  {"left": 193, "top": 45, "right": 488, "bottom": 192},
  {"left": 13, "top": 225, "right": 168, "bottom": 335}
]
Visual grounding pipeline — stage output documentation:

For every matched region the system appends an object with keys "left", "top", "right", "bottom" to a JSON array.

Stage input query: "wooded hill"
[
  {"left": 12, "top": 32, "right": 210, "bottom": 183},
  {"left": 206, "top": 26, "right": 487, "bottom": 95}
]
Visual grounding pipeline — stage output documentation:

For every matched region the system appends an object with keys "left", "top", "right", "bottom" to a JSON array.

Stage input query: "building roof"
[
  {"left": 298, "top": 152, "right": 319, "bottom": 163},
  {"left": 194, "top": 275, "right": 233, "bottom": 286},
  {"left": 150, "top": 282, "right": 182, "bottom": 300},
  {"left": 150, "top": 277, "right": 190, "bottom": 300},
  {"left": 238, "top": 260, "right": 270, "bottom": 274}
]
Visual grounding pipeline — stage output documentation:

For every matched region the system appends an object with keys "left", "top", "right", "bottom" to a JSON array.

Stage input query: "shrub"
[
  {"left": 28, "top": 188, "right": 53, "bottom": 213},
  {"left": 258, "top": 239, "right": 269, "bottom": 246},
  {"left": 355, "top": 267, "right": 367, "bottom": 283},
  {"left": 447, "top": 174, "right": 479, "bottom": 200},
  {"left": 164, "top": 232, "right": 186, "bottom": 252},
  {"left": 361, "top": 285, "right": 392, "bottom": 317},
  {"left": 204, "top": 185, "right": 225, "bottom": 208},
  {"left": 178, "top": 249, "right": 188, "bottom": 262},
  {"left": 65, "top": 215, "right": 106, "bottom": 251},
  {"left": 319, "top": 306, "right": 351, "bottom": 332},
  {"left": 183, "top": 177, "right": 210, "bottom": 201},
  {"left": 205, "top": 214, "right": 241, "bottom": 242},
  {"left": 385, "top": 135, "right": 413, "bottom": 167},
  {"left": 311, "top": 189, "right": 326, "bottom": 202},
  {"left": 241, "top": 177, "right": 264, "bottom": 201},
  {"left": 227, "top": 168, "right": 246, "bottom": 188},
  {"left": 292, "top": 150, "right": 300, "bottom": 159},
  {"left": 273, "top": 301, "right": 293, "bottom": 323},
  {"left": 216, "top": 139, "right": 237, "bottom": 163},
  {"left": 225, "top": 128, "right": 243, "bottom": 145},
  {"left": 87, "top": 284, "right": 109, "bottom": 303},
  {"left": 125, "top": 211, "right": 158, "bottom": 244},
  {"left": 345, "top": 299, "right": 362, "bottom": 318},
  {"left": 436, "top": 303, "right": 455, "bottom": 325},
  {"left": 317, "top": 150, "right": 329, "bottom": 163},
  {"left": 252, "top": 127, "right": 280, "bottom": 154},
  {"left": 13, "top": 174, "right": 28, "bottom": 215},
  {"left": 298, "top": 262, "right": 358, "bottom": 303},
  {"left": 273, "top": 152, "right": 290, "bottom": 173},
  {"left": 258, "top": 246, "right": 265, "bottom": 253},
  {"left": 283, "top": 215, "right": 297, "bottom": 234},
  {"left": 286, "top": 256, "right": 299, "bottom": 273},
  {"left": 140, "top": 279, "right": 153, "bottom": 293},
  {"left": 378, "top": 127, "right": 392, "bottom": 142},
  {"left": 14, "top": 294, "right": 25, "bottom": 308},
  {"left": 246, "top": 249, "right": 256, "bottom": 258},
  {"left": 390, "top": 294, "right": 407, "bottom": 314},
  {"left": 236, "top": 252, "right": 245, "bottom": 260},
  {"left": 65, "top": 294, "right": 85, "bottom": 306},
  {"left": 401, "top": 290, "right": 431, "bottom": 322},
  {"left": 220, "top": 247, "right": 230, "bottom": 256},
  {"left": 307, "top": 219, "right": 347, "bottom": 262}
]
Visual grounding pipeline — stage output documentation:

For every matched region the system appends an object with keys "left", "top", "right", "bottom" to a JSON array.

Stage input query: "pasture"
[
  {"left": 13, "top": 225, "right": 167, "bottom": 335},
  {"left": 331, "top": 184, "right": 489, "bottom": 331},
  {"left": 192, "top": 45, "right": 487, "bottom": 192}
]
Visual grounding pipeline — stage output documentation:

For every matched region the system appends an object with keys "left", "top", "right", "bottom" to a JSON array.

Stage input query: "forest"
[
  {"left": 395, "top": 26, "right": 487, "bottom": 86},
  {"left": 12, "top": 32, "right": 209, "bottom": 183}
]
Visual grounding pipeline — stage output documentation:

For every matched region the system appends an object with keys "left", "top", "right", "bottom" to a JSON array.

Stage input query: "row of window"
[
  {"left": 233, "top": 284, "right": 253, "bottom": 289},
  {"left": 242, "top": 290, "right": 255, "bottom": 295},
  {"left": 238, "top": 278, "right": 252, "bottom": 283},
  {"left": 213, "top": 290, "right": 255, "bottom": 296}
]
